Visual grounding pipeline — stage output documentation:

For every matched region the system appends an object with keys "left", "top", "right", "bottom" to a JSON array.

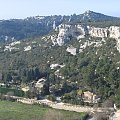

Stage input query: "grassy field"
[{"left": 0, "top": 100, "right": 88, "bottom": 120}]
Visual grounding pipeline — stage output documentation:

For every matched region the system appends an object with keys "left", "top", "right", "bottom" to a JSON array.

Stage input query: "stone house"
[{"left": 83, "top": 91, "right": 100, "bottom": 103}]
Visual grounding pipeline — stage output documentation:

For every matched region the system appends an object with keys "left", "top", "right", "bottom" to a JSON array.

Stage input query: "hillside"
[
  {"left": 0, "top": 11, "right": 120, "bottom": 107},
  {"left": 0, "top": 11, "right": 120, "bottom": 42},
  {"left": 0, "top": 27, "right": 120, "bottom": 105}
]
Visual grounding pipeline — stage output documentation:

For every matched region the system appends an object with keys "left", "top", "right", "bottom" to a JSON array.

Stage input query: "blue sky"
[{"left": 0, "top": 0, "right": 120, "bottom": 19}]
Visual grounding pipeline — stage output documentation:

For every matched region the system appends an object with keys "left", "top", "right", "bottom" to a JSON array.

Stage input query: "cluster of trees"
[
  {"left": 87, "top": 19, "right": 120, "bottom": 28},
  {"left": 53, "top": 37, "right": 120, "bottom": 106},
  {"left": 0, "top": 19, "right": 51, "bottom": 41},
  {"left": 1, "top": 67, "right": 47, "bottom": 84},
  {"left": 19, "top": 67, "right": 47, "bottom": 83}
]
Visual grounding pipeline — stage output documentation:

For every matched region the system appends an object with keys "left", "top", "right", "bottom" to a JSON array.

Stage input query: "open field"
[{"left": 0, "top": 100, "right": 88, "bottom": 120}]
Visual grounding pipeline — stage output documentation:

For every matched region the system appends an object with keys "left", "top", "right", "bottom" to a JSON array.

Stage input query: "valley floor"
[{"left": 0, "top": 100, "right": 87, "bottom": 120}]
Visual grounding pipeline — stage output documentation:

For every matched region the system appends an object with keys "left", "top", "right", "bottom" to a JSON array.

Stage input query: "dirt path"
[
  {"left": 17, "top": 98, "right": 105, "bottom": 113},
  {"left": 112, "top": 110, "right": 120, "bottom": 120}
]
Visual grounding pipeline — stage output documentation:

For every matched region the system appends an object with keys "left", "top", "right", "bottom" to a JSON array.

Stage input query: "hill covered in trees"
[
  {"left": 0, "top": 30, "right": 120, "bottom": 106},
  {"left": 0, "top": 11, "right": 120, "bottom": 107}
]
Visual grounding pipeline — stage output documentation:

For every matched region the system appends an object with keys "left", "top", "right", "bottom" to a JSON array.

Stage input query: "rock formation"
[{"left": 51, "top": 23, "right": 120, "bottom": 52}]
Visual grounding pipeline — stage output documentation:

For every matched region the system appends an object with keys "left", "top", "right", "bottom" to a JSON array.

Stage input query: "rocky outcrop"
[
  {"left": 116, "top": 39, "right": 120, "bottom": 52},
  {"left": 66, "top": 46, "right": 77, "bottom": 55},
  {"left": 108, "top": 26, "right": 120, "bottom": 52},
  {"left": 56, "top": 24, "right": 77, "bottom": 46},
  {"left": 56, "top": 27, "right": 70, "bottom": 46},
  {"left": 51, "top": 23, "right": 120, "bottom": 52},
  {"left": 88, "top": 26, "right": 120, "bottom": 39},
  {"left": 88, "top": 26, "right": 108, "bottom": 38},
  {"left": 109, "top": 26, "right": 120, "bottom": 39},
  {"left": 53, "top": 24, "right": 87, "bottom": 46},
  {"left": 88, "top": 26, "right": 120, "bottom": 52}
]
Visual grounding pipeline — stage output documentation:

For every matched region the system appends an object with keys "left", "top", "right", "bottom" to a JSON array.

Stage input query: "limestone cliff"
[
  {"left": 51, "top": 23, "right": 120, "bottom": 52},
  {"left": 88, "top": 26, "right": 120, "bottom": 52},
  {"left": 88, "top": 26, "right": 120, "bottom": 39},
  {"left": 88, "top": 26, "right": 108, "bottom": 38},
  {"left": 52, "top": 24, "right": 87, "bottom": 46}
]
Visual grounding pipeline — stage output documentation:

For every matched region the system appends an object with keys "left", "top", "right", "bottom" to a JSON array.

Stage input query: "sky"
[{"left": 0, "top": 0, "right": 120, "bottom": 19}]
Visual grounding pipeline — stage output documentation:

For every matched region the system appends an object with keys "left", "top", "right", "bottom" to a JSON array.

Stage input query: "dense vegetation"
[
  {"left": 0, "top": 11, "right": 120, "bottom": 108},
  {"left": 0, "top": 19, "right": 51, "bottom": 42},
  {"left": 0, "top": 33, "right": 120, "bottom": 107},
  {"left": 0, "top": 87, "right": 24, "bottom": 97}
]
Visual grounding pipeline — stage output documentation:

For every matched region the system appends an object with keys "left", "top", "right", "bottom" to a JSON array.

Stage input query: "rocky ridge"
[
  {"left": 0, "top": 10, "right": 120, "bottom": 42},
  {"left": 51, "top": 24, "right": 120, "bottom": 52}
]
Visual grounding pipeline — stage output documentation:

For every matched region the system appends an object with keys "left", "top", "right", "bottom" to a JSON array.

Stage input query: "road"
[{"left": 16, "top": 98, "right": 113, "bottom": 113}]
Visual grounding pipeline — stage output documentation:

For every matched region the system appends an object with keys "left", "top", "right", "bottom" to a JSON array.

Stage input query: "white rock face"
[
  {"left": 87, "top": 26, "right": 120, "bottom": 52},
  {"left": 57, "top": 29, "right": 68, "bottom": 46},
  {"left": 24, "top": 46, "right": 31, "bottom": 51},
  {"left": 51, "top": 23, "right": 120, "bottom": 52},
  {"left": 77, "top": 35, "right": 85, "bottom": 40},
  {"left": 116, "top": 39, "right": 120, "bottom": 52},
  {"left": 55, "top": 24, "right": 120, "bottom": 43},
  {"left": 50, "top": 64, "right": 59, "bottom": 69},
  {"left": 55, "top": 24, "right": 87, "bottom": 46},
  {"left": 77, "top": 24, "right": 86, "bottom": 37},
  {"left": 56, "top": 24, "right": 71, "bottom": 46},
  {"left": 66, "top": 46, "right": 77, "bottom": 55},
  {"left": 4, "top": 41, "right": 20, "bottom": 52},
  {"left": 32, "top": 41, "right": 36, "bottom": 44},
  {"left": 10, "top": 41, "right": 21, "bottom": 46},
  {"left": 88, "top": 27, "right": 108, "bottom": 38},
  {"left": 109, "top": 26, "right": 120, "bottom": 39},
  {"left": 88, "top": 26, "right": 120, "bottom": 39},
  {"left": 50, "top": 63, "right": 65, "bottom": 69},
  {"left": 79, "top": 39, "right": 104, "bottom": 53},
  {"left": 51, "top": 35, "right": 58, "bottom": 46},
  {"left": 4, "top": 45, "right": 19, "bottom": 52}
]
